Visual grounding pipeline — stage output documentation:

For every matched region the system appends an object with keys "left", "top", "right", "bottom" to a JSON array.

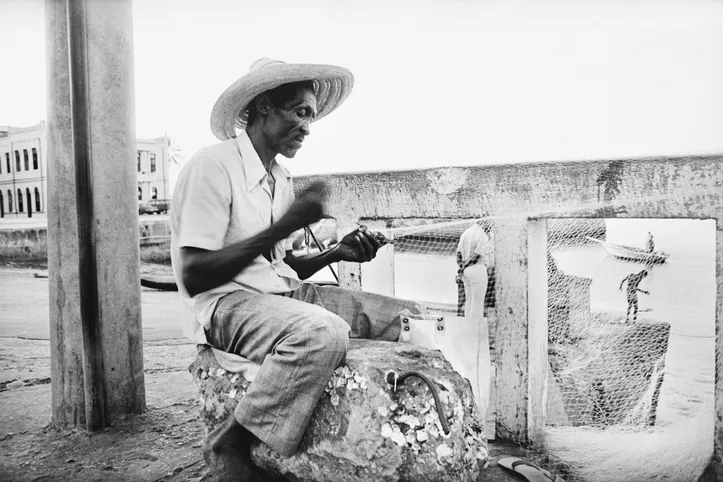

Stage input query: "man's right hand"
[{"left": 277, "top": 180, "right": 327, "bottom": 233}]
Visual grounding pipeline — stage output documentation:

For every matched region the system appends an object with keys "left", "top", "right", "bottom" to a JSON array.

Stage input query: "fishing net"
[{"left": 325, "top": 215, "right": 714, "bottom": 482}]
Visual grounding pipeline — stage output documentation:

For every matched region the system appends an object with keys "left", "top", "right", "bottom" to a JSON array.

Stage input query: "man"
[
  {"left": 170, "top": 58, "right": 422, "bottom": 481},
  {"left": 454, "top": 220, "right": 494, "bottom": 423},
  {"left": 646, "top": 231, "right": 655, "bottom": 253},
  {"left": 455, "top": 221, "right": 494, "bottom": 318},
  {"left": 619, "top": 269, "right": 649, "bottom": 322}
]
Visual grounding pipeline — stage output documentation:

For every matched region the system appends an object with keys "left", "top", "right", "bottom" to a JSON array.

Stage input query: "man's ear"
[{"left": 255, "top": 94, "right": 273, "bottom": 115}]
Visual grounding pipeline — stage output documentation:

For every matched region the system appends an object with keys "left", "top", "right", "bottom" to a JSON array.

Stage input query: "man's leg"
[
  {"left": 457, "top": 279, "right": 467, "bottom": 317},
  {"left": 626, "top": 296, "right": 633, "bottom": 322},
  {"left": 287, "top": 283, "right": 424, "bottom": 341},
  {"left": 632, "top": 297, "right": 639, "bottom": 321},
  {"left": 203, "top": 290, "right": 349, "bottom": 479},
  {"left": 203, "top": 416, "right": 270, "bottom": 482}
]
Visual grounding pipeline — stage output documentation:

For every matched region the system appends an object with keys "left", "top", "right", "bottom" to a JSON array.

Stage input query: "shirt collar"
[{"left": 236, "top": 130, "right": 292, "bottom": 192}]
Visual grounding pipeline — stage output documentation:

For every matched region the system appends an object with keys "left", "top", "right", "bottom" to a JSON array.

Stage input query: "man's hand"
[
  {"left": 333, "top": 225, "right": 387, "bottom": 263},
  {"left": 276, "top": 180, "right": 327, "bottom": 234}
]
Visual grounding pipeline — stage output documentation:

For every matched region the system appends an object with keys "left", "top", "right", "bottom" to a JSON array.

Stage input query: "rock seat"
[{"left": 189, "top": 338, "right": 488, "bottom": 482}]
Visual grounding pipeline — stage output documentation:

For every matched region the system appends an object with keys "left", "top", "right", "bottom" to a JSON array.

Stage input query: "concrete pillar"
[
  {"left": 493, "top": 218, "right": 529, "bottom": 441},
  {"left": 493, "top": 217, "right": 548, "bottom": 444},
  {"left": 527, "top": 219, "right": 548, "bottom": 445},
  {"left": 45, "top": 0, "right": 144, "bottom": 430},
  {"left": 704, "top": 226, "right": 723, "bottom": 481}
]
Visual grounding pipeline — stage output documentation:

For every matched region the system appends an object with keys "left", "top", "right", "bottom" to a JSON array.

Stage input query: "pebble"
[{"left": 436, "top": 444, "right": 453, "bottom": 461}]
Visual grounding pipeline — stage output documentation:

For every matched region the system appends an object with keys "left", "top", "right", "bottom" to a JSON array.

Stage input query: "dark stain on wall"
[{"left": 595, "top": 161, "right": 627, "bottom": 216}]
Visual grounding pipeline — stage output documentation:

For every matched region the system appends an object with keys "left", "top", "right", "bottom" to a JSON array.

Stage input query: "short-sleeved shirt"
[
  {"left": 170, "top": 131, "right": 301, "bottom": 344},
  {"left": 457, "top": 223, "right": 493, "bottom": 266}
]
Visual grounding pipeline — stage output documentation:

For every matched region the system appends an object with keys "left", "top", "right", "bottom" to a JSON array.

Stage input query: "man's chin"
[{"left": 280, "top": 148, "right": 300, "bottom": 159}]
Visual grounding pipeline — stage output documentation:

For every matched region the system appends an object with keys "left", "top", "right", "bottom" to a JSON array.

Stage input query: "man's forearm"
[
  {"left": 182, "top": 223, "right": 295, "bottom": 296},
  {"left": 285, "top": 246, "right": 342, "bottom": 280}
]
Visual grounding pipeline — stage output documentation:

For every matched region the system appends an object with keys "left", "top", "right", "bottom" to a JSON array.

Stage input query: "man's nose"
[{"left": 300, "top": 119, "right": 311, "bottom": 136}]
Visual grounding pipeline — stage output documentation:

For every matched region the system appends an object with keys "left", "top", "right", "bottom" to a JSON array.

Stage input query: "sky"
[{"left": 1, "top": 0, "right": 723, "bottom": 177}]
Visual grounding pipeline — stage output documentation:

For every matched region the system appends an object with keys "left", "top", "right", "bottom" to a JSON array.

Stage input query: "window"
[
  {"left": 138, "top": 186, "right": 142, "bottom": 200},
  {"left": 35, "top": 188, "right": 41, "bottom": 212},
  {"left": 32, "top": 148, "right": 38, "bottom": 170},
  {"left": 152, "top": 187, "right": 158, "bottom": 199},
  {"left": 150, "top": 153, "right": 156, "bottom": 173},
  {"left": 137, "top": 151, "right": 141, "bottom": 172},
  {"left": 15, "top": 151, "right": 20, "bottom": 171},
  {"left": 5, "top": 153, "right": 9, "bottom": 173},
  {"left": 23, "top": 149, "right": 29, "bottom": 171},
  {"left": 7, "top": 190, "right": 12, "bottom": 212},
  {"left": 17, "top": 188, "right": 23, "bottom": 212}
]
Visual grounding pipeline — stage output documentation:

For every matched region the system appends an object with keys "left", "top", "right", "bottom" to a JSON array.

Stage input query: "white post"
[{"left": 527, "top": 219, "right": 548, "bottom": 445}]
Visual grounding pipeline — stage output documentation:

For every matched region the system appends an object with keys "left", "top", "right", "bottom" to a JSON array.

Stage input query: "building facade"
[
  {"left": 0, "top": 123, "right": 47, "bottom": 219},
  {"left": 136, "top": 136, "right": 171, "bottom": 203},
  {"left": 0, "top": 123, "right": 170, "bottom": 219}
]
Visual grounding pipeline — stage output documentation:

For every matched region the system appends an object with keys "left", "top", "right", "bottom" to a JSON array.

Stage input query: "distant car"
[
  {"left": 149, "top": 198, "right": 171, "bottom": 214},
  {"left": 138, "top": 202, "right": 160, "bottom": 215}
]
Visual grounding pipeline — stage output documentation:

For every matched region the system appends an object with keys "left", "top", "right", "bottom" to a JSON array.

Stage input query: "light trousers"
[{"left": 206, "top": 283, "right": 422, "bottom": 456}]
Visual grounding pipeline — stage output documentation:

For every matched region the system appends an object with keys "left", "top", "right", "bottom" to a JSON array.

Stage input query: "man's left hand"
[{"left": 333, "top": 225, "right": 387, "bottom": 263}]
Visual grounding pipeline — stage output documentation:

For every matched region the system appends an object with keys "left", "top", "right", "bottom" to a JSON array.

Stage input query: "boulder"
[{"left": 189, "top": 339, "right": 488, "bottom": 482}]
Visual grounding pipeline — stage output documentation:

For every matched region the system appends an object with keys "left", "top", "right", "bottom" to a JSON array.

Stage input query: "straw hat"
[{"left": 210, "top": 58, "right": 354, "bottom": 141}]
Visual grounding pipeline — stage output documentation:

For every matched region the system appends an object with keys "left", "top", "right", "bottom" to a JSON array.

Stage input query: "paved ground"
[
  {"left": 0, "top": 265, "right": 570, "bottom": 481},
  {"left": 0, "top": 265, "right": 209, "bottom": 481}
]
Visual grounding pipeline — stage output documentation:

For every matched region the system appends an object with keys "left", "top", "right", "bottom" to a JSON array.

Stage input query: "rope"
[
  {"left": 386, "top": 370, "right": 451, "bottom": 435},
  {"left": 304, "top": 225, "right": 339, "bottom": 282}
]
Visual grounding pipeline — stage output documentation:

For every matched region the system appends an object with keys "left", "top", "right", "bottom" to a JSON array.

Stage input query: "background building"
[
  {"left": 0, "top": 122, "right": 47, "bottom": 219},
  {"left": 0, "top": 123, "right": 171, "bottom": 219},
  {"left": 136, "top": 136, "right": 171, "bottom": 204}
]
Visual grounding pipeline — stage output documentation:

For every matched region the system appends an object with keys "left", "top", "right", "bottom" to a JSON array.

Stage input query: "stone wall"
[
  {"left": 0, "top": 218, "right": 170, "bottom": 264},
  {"left": 296, "top": 156, "right": 723, "bottom": 471},
  {"left": 0, "top": 228, "right": 47, "bottom": 263}
]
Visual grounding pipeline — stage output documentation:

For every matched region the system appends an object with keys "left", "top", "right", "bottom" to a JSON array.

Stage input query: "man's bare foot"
[{"left": 203, "top": 415, "right": 274, "bottom": 482}]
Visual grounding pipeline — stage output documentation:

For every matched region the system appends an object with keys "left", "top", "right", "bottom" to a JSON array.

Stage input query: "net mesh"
[
  {"left": 544, "top": 219, "right": 671, "bottom": 429},
  {"left": 343, "top": 215, "right": 715, "bottom": 482}
]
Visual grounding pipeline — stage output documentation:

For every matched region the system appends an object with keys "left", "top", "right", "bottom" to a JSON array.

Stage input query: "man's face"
[{"left": 263, "top": 87, "right": 317, "bottom": 159}]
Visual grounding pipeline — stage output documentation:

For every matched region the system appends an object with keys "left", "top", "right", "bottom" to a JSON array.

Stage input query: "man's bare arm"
[
  {"left": 181, "top": 181, "right": 326, "bottom": 297},
  {"left": 284, "top": 226, "right": 381, "bottom": 280},
  {"left": 284, "top": 249, "right": 341, "bottom": 280},
  {"left": 181, "top": 223, "right": 295, "bottom": 297},
  {"left": 619, "top": 275, "right": 629, "bottom": 291}
]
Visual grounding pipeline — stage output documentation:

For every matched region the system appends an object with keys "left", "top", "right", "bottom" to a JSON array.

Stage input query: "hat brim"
[{"left": 210, "top": 63, "right": 354, "bottom": 141}]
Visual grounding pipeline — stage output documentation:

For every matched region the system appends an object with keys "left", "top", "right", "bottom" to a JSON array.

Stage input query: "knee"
[
  {"left": 326, "top": 315, "right": 350, "bottom": 354},
  {"left": 303, "top": 314, "right": 349, "bottom": 362}
]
